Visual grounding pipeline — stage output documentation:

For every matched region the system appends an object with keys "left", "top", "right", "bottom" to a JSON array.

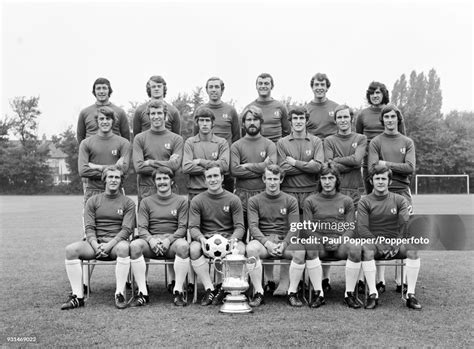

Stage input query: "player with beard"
[
  {"left": 230, "top": 105, "right": 276, "bottom": 232},
  {"left": 61, "top": 166, "right": 135, "bottom": 310},
  {"left": 356, "top": 81, "right": 406, "bottom": 194},
  {"left": 243, "top": 73, "right": 290, "bottom": 143},
  {"left": 188, "top": 165, "right": 245, "bottom": 306},
  {"left": 133, "top": 75, "right": 181, "bottom": 135},
  {"left": 246, "top": 165, "right": 304, "bottom": 307},
  {"left": 133, "top": 100, "right": 184, "bottom": 206},
  {"left": 303, "top": 164, "right": 361, "bottom": 309},
  {"left": 128, "top": 167, "right": 190, "bottom": 307},
  {"left": 183, "top": 107, "right": 229, "bottom": 201},
  {"left": 77, "top": 78, "right": 130, "bottom": 144},
  {"left": 359, "top": 165, "right": 422, "bottom": 310},
  {"left": 305, "top": 73, "right": 339, "bottom": 139},
  {"left": 193, "top": 77, "right": 240, "bottom": 193}
]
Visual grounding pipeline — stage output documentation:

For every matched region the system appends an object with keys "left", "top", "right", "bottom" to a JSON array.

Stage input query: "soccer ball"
[{"left": 204, "top": 234, "right": 231, "bottom": 258}]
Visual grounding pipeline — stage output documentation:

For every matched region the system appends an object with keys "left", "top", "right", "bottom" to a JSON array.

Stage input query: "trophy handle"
[
  {"left": 245, "top": 256, "right": 257, "bottom": 274},
  {"left": 213, "top": 257, "right": 224, "bottom": 275}
]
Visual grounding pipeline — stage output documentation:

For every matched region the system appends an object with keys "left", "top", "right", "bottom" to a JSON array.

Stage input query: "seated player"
[
  {"left": 61, "top": 165, "right": 135, "bottom": 310},
  {"left": 128, "top": 167, "right": 190, "bottom": 307},
  {"left": 359, "top": 165, "right": 422, "bottom": 310},
  {"left": 303, "top": 163, "right": 361, "bottom": 308},
  {"left": 246, "top": 165, "right": 305, "bottom": 307},
  {"left": 189, "top": 164, "right": 245, "bottom": 306}
]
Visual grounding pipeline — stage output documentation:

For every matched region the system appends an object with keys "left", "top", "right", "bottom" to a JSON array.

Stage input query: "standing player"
[
  {"left": 368, "top": 103, "right": 415, "bottom": 292},
  {"left": 133, "top": 100, "right": 184, "bottom": 206},
  {"left": 61, "top": 166, "right": 135, "bottom": 310},
  {"left": 356, "top": 81, "right": 405, "bottom": 194},
  {"left": 243, "top": 73, "right": 290, "bottom": 143},
  {"left": 133, "top": 75, "right": 181, "bottom": 136},
  {"left": 359, "top": 165, "right": 422, "bottom": 310},
  {"left": 183, "top": 107, "right": 229, "bottom": 200},
  {"left": 78, "top": 106, "right": 131, "bottom": 205},
  {"left": 305, "top": 73, "right": 339, "bottom": 139},
  {"left": 324, "top": 105, "right": 367, "bottom": 209},
  {"left": 230, "top": 105, "right": 276, "bottom": 231},
  {"left": 77, "top": 77, "right": 130, "bottom": 144},
  {"left": 246, "top": 165, "right": 305, "bottom": 307},
  {"left": 276, "top": 106, "right": 324, "bottom": 294},
  {"left": 193, "top": 77, "right": 240, "bottom": 192},
  {"left": 303, "top": 164, "right": 361, "bottom": 309},
  {"left": 128, "top": 167, "right": 190, "bottom": 307},
  {"left": 188, "top": 164, "right": 245, "bottom": 306}
]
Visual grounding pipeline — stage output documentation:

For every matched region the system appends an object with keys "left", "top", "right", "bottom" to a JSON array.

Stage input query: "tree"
[
  {"left": 52, "top": 126, "right": 82, "bottom": 193},
  {"left": 9, "top": 96, "right": 41, "bottom": 150}
]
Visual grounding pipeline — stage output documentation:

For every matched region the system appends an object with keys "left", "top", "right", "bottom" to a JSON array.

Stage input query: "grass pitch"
[{"left": 0, "top": 195, "right": 473, "bottom": 347}]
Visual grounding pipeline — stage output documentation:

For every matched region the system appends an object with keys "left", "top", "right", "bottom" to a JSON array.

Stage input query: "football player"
[
  {"left": 303, "top": 163, "right": 361, "bottom": 308},
  {"left": 359, "top": 165, "right": 421, "bottom": 310},
  {"left": 61, "top": 165, "right": 135, "bottom": 310},
  {"left": 188, "top": 164, "right": 245, "bottom": 306},
  {"left": 246, "top": 165, "right": 304, "bottom": 307},
  {"left": 128, "top": 167, "right": 190, "bottom": 307}
]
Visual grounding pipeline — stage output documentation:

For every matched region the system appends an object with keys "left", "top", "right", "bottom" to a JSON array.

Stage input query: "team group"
[{"left": 61, "top": 72, "right": 421, "bottom": 311}]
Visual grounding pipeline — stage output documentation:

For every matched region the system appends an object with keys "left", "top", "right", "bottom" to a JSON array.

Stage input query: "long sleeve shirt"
[
  {"left": 78, "top": 134, "right": 131, "bottom": 190},
  {"left": 137, "top": 193, "right": 188, "bottom": 244},
  {"left": 77, "top": 102, "right": 130, "bottom": 143},
  {"left": 193, "top": 102, "right": 241, "bottom": 144},
  {"left": 243, "top": 99, "right": 290, "bottom": 142},
  {"left": 133, "top": 101, "right": 181, "bottom": 136},
  {"left": 230, "top": 135, "right": 277, "bottom": 191},
  {"left": 182, "top": 134, "right": 229, "bottom": 192},
  {"left": 305, "top": 99, "right": 339, "bottom": 139},
  {"left": 248, "top": 191, "right": 299, "bottom": 245},
  {"left": 303, "top": 192, "right": 355, "bottom": 238},
  {"left": 133, "top": 129, "right": 184, "bottom": 187},
  {"left": 355, "top": 106, "right": 406, "bottom": 142},
  {"left": 357, "top": 192, "right": 409, "bottom": 239},
  {"left": 277, "top": 133, "right": 324, "bottom": 192},
  {"left": 368, "top": 133, "right": 416, "bottom": 190},
  {"left": 324, "top": 132, "right": 367, "bottom": 190},
  {"left": 84, "top": 192, "right": 136, "bottom": 244},
  {"left": 189, "top": 191, "right": 244, "bottom": 241}
]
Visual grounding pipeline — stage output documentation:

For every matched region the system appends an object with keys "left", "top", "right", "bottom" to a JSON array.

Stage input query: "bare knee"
[
  {"left": 174, "top": 240, "right": 190, "bottom": 258},
  {"left": 348, "top": 245, "right": 362, "bottom": 262},
  {"left": 292, "top": 250, "right": 305, "bottom": 264},
  {"left": 115, "top": 241, "right": 130, "bottom": 258},
  {"left": 362, "top": 245, "right": 375, "bottom": 261},
  {"left": 190, "top": 241, "right": 202, "bottom": 260},
  {"left": 65, "top": 242, "right": 82, "bottom": 260},
  {"left": 406, "top": 249, "right": 418, "bottom": 259},
  {"left": 130, "top": 240, "right": 144, "bottom": 259}
]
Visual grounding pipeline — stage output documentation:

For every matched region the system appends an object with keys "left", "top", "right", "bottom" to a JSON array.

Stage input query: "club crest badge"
[
  {"left": 111, "top": 149, "right": 118, "bottom": 156},
  {"left": 260, "top": 151, "right": 266, "bottom": 158},
  {"left": 391, "top": 208, "right": 397, "bottom": 214},
  {"left": 352, "top": 142, "right": 358, "bottom": 149},
  {"left": 339, "top": 207, "right": 345, "bottom": 214},
  {"left": 165, "top": 143, "right": 171, "bottom": 150},
  {"left": 222, "top": 113, "right": 229, "bottom": 120},
  {"left": 170, "top": 209, "right": 177, "bottom": 216},
  {"left": 211, "top": 152, "right": 218, "bottom": 159},
  {"left": 117, "top": 209, "right": 124, "bottom": 216},
  {"left": 223, "top": 206, "right": 230, "bottom": 213},
  {"left": 274, "top": 110, "right": 281, "bottom": 117},
  {"left": 329, "top": 111, "right": 335, "bottom": 117},
  {"left": 305, "top": 149, "right": 312, "bottom": 156},
  {"left": 400, "top": 147, "right": 406, "bottom": 154},
  {"left": 280, "top": 208, "right": 287, "bottom": 215}
]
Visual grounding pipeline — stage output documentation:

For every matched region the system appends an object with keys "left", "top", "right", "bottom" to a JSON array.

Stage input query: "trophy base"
[{"left": 219, "top": 294, "right": 253, "bottom": 314}]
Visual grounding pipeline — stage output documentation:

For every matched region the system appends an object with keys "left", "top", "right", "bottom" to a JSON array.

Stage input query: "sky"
[{"left": 1, "top": 0, "right": 472, "bottom": 138}]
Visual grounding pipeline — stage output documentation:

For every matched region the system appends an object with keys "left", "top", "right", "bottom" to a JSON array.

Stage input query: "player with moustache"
[
  {"left": 243, "top": 73, "right": 290, "bottom": 143},
  {"left": 246, "top": 165, "right": 305, "bottom": 307},
  {"left": 188, "top": 164, "right": 245, "bottom": 306},
  {"left": 128, "top": 167, "right": 190, "bottom": 307},
  {"left": 61, "top": 166, "right": 135, "bottom": 310},
  {"left": 359, "top": 165, "right": 422, "bottom": 310},
  {"left": 133, "top": 75, "right": 181, "bottom": 136},
  {"left": 303, "top": 164, "right": 361, "bottom": 309},
  {"left": 305, "top": 73, "right": 339, "bottom": 139},
  {"left": 183, "top": 107, "right": 229, "bottom": 201},
  {"left": 133, "top": 100, "right": 184, "bottom": 206}
]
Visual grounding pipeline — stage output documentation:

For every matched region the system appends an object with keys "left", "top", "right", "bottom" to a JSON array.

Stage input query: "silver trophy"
[{"left": 214, "top": 252, "right": 257, "bottom": 313}]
